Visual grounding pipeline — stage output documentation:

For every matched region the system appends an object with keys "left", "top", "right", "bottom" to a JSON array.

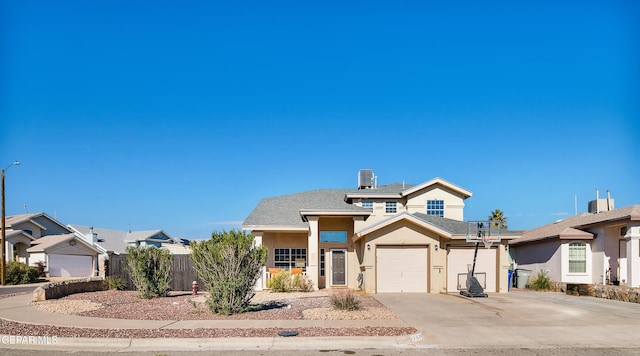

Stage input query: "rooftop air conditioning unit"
[{"left": 358, "top": 169, "right": 374, "bottom": 190}]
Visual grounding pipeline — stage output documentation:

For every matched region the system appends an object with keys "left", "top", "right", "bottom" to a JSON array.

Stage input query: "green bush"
[
  {"left": 125, "top": 246, "right": 173, "bottom": 298},
  {"left": 330, "top": 291, "right": 362, "bottom": 311},
  {"left": 529, "top": 270, "right": 552, "bottom": 291},
  {"left": 190, "top": 230, "right": 267, "bottom": 315},
  {"left": 104, "top": 276, "right": 127, "bottom": 290},
  {"left": 35, "top": 261, "right": 46, "bottom": 277},
  {"left": 6, "top": 261, "right": 39, "bottom": 285}
]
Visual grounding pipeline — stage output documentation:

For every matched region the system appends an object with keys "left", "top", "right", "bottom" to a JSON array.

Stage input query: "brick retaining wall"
[{"left": 32, "top": 278, "right": 106, "bottom": 301}]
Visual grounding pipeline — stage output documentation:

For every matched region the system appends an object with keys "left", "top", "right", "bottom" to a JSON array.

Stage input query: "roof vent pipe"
[
  {"left": 596, "top": 189, "right": 600, "bottom": 214},
  {"left": 607, "top": 190, "right": 611, "bottom": 211}
]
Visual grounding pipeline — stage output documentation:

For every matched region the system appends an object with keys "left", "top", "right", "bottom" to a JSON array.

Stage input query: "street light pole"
[{"left": 1, "top": 161, "right": 20, "bottom": 286}]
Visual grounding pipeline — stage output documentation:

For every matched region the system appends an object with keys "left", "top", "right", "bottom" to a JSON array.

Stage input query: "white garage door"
[
  {"left": 49, "top": 255, "right": 93, "bottom": 277},
  {"left": 376, "top": 246, "right": 428, "bottom": 293},
  {"left": 447, "top": 247, "right": 497, "bottom": 293}
]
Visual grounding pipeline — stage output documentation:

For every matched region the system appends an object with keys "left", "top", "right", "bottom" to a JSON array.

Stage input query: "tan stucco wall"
[
  {"left": 261, "top": 232, "right": 308, "bottom": 269},
  {"left": 405, "top": 185, "right": 466, "bottom": 221},
  {"left": 358, "top": 220, "right": 444, "bottom": 293}
]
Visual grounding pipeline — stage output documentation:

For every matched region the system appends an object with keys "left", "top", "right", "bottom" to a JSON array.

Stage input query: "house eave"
[{"left": 242, "top": 225, "right": 309, "bottom": 232}]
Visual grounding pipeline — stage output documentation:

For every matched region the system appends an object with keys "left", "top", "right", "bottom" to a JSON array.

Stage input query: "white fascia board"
[
  {"left": 299, "top": 210, "right": 372, "bottom": 217},
  {"left": 401, "top": 178, "right": 473, "bottom": 199},
  {"left": 242, "top": 225, "right": 309, "bottom": 232}
]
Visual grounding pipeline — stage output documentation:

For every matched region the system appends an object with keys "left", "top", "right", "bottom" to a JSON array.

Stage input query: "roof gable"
[
  {"left": 27, "top": 233, "right": 101, "bottom": 254},
  {"left": 354, "top": 212, "right": 453, "bottom": 241},
  {"left": 401, "top": 177, "right": 472, "bottom": 199}
]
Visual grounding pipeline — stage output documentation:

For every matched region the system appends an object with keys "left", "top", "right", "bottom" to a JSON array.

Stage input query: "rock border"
[{"left": 32, "top": 278, "right": 106, "bottom": 301}]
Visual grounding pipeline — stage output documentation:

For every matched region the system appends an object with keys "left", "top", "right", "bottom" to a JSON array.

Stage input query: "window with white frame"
[
  {"left": 568, "top": 242, "right": 587, "bottom": 273},
  {"left": 385, "top": 201, "right": 397, "bottom": 213},
  {"left": 362, "top": 201, "right": 373, "bottom": 209},
  {"left": 274, "top": 248, "right": 307, "bottom": 270},
  {"left": 426, "top": 199, "right": 444, "bottom": 217}
]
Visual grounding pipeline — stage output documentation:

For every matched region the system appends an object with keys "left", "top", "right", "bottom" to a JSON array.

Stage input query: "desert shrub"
[
  {"left": 125, "top": 246, "right": 173, "bottom": 298},
  {"left": 267, "top": 271, "right": 314, "bottom": 292},
  {"left": 529, "top": 270, "right": 552, "bottom": 291},
  {"left": 35, "top": 261, "right": 46, "bottom": 277},
  {"left": 6, "top": 261, "right": 39, "bottom": 285},
  {"left": 190, "top": 230, "right": 267, "bottom": 315},
  {"left": 292, "top": 273, "right": 313, "bottom": 292},
  {"left": 104, "top": 276, "right": 127, "bottom": 290},
  {"left": 330, "top": 291, "right": 362, "bottom": 311},
  {"left": 267, "top": 270, "right": 292, "bottom": 292}
]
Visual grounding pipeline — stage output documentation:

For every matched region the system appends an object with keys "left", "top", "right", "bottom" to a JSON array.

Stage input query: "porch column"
[
  {"left": 307, "top": 216, "right": 319, "bottom": 290},
  {"left": 252, "top": 231, "right": 265, "bottom": 291},
  {"left": 625, "top": 225, "right": 640, "bottom": 288}
]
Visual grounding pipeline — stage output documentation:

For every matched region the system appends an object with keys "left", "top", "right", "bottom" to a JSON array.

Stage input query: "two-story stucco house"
[{"left": 243, "top": 170, "right": 521, "bottom": 294}]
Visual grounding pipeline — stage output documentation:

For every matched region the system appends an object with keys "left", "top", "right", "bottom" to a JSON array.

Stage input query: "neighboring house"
[
  {"left": 243, "top": 170, "right": 521, "bottom": 294},
  {"left": 68, "top": 225, "right": 190, "bottom": 255},
  {"left": 509, "top": 196, "right": 640, "bottom": 287},
  {"left": 3, "top": 213, "right": 100, "bottom": 277},
  {"left": 69, "top": 225, "right": 189, "bottom": 278}
]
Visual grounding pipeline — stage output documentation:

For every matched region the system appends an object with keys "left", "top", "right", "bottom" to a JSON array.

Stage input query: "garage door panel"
[
  {"left": 377, "top": 246, "right": 428, "bottom": 293},
  {"left": 49, "top": 255, "right": 93, "bottom": 277},
  {"left": 447, "top": 248, "right": 496, "bottom": 293}
]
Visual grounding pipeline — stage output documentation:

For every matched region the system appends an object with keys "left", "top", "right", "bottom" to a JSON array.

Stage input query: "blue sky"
[{"left": 1, "top": 1, "right": 638, "bottom": 239}]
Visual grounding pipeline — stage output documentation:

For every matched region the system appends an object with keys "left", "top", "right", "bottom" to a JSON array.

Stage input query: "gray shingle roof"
[
  {"left": 70, "top": 225, "right": 130, "bottom": 253},
  {"left": 243, "top": 189, "right": 371, "bottom": 228},
  {"left": 412, "top": 213, "right": 522, "bottom": 237},
  {"left": 509, "top": 205, "right": 640, "bottom": 245},
  {"left": 346, "top": 183, "right": 413, "bottom": 196}
]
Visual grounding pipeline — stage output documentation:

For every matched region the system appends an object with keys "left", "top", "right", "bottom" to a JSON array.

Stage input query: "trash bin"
[
  {"left": 508, "top": 270, "right": 514, "bottom": 291},
  {"left": 515, "top": 269, "right": 532, "bottom": 289}
]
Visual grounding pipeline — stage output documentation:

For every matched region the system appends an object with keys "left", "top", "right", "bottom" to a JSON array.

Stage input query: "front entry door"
[{"left": 331, "top": 250, "right": 346, "bottom": 286}]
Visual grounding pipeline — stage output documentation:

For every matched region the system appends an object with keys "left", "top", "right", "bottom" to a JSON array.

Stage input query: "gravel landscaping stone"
[{"left": 1, "top": 290, "right": 417, "bottom": 338}]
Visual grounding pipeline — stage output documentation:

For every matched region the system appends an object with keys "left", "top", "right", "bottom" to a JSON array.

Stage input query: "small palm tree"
[{"left": 489, "top": 209, "right": 508, "bottom": 229}]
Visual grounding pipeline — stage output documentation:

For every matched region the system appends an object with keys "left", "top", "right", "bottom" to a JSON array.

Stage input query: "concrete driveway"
[{"left": 375, "top": 291, "right": 640, "bottom": 349}]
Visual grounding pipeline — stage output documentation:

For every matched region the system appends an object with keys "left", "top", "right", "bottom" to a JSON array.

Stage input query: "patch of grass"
[{"left": 330, "top": 291, "right": 362, "bottom": 311}]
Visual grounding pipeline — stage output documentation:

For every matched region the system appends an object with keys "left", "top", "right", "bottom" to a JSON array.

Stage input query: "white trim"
[
  {"left": 243, "top": 226, "right": 309, "bottom": 232},
  {"left": 355, "top": 212, "right": 452, "bottom": 240}
]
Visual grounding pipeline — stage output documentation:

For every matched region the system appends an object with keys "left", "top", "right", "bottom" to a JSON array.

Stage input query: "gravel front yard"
[{"left": 0, "top": 290, "right": 417, "bottom": 338}]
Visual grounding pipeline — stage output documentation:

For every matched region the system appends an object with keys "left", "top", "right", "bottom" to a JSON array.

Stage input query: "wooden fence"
[{"left": 106, "top": 254, "right": 204, "bottom": 292}]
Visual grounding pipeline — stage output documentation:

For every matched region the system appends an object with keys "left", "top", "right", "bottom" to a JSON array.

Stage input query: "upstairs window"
[
  {"left": 426, "top": 200, "right": 445, "bottom": 217},
  {"left": 568, "top": 242, "right": 587, "bottom": 273},
  {"left": 361, "top": 201, "right": 373, "bottom": 209},
  {"left": 385, "top": 201, "right": 397, "bottom": 214}
]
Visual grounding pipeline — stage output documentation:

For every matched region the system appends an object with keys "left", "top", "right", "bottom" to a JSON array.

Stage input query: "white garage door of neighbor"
[
  {"left": 49, "top": 255, "right": 93, "bottom": 277},
  {"left": 376, "top": 246, "right": 428, "bottom": 293},
  {"left": 447, "top": 248, "right": 497, "bottom": 293}
]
